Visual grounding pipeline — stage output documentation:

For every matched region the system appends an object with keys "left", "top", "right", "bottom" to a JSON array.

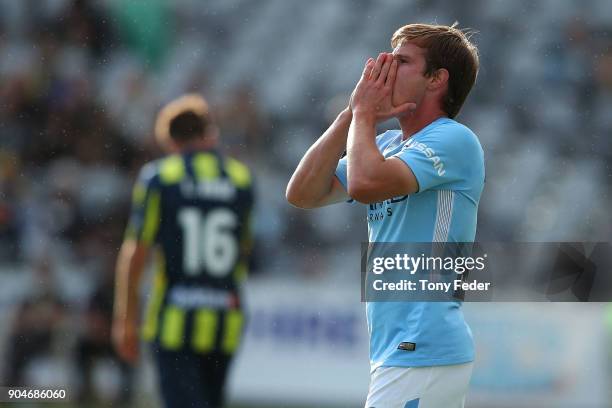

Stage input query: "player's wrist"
[
  {"left": 338, "top": 106, "right": 353, "bottom": 123},
  {"left": 352, "top": 109, "right": 377, "bottom": 125},
  {"left": 112, "top": 313, "right": 137, "bottom": 327}
]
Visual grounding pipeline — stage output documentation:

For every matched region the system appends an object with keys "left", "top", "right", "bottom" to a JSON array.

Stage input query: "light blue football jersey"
[{"left": 335, "top": 117, "right": 485, "bottom": 369}]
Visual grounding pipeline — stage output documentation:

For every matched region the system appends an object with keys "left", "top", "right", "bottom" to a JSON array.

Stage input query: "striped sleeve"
[
  {"left": 125, "top": 163, "right": 162, "bottom": 245},
  {"left": 433, "top": 190, "right": 455, "bottom": 242}
]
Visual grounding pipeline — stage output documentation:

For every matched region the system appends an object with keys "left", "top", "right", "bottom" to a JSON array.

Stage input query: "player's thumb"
[{"left": 391, "top": 102, "right": 417, "bottom": 117}]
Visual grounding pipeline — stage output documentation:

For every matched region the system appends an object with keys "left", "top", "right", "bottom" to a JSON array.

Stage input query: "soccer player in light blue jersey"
[{"left": 287, "top": 23, "right": 483, "bottom": 408}]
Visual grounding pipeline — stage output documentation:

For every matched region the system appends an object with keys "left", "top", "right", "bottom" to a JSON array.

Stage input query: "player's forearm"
[
  {"left": 113, "top": 241, "right": 147, "bottom": 326},
  {"left": 286, "top": 108, "right": 352, "bottom": 208},
  {"left": 346, "top": 113, "right": 385, "bottom": 201}
]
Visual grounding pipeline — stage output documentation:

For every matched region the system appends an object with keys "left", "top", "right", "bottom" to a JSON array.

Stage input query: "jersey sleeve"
[
  {"left": 393, "top": 125, "right": 481, "bottom": 193},
  {"left": 221, "top": 156, "right": 255, "bottom": 279},
  {"left": 335, "top": 131, "right": 393, "bottom": 192},
  {"left": 334, "top": 154, "right": 349, "bottom": 190},
  {"left": 124, "top": 163, "right": 162, "bottom": 245}
]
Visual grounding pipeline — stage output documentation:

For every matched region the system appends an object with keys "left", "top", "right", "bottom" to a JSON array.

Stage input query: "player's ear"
[{"left": 427, "top": 68, "right": 449, "bottom": 91}]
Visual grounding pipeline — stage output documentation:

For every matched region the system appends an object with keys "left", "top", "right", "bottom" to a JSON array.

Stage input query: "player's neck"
[
  {"left": 397, "top": 107, "right": 447, "bottom": 140},
  {"left": 174, "top": 137, "right": 218, "bottom": 153}
]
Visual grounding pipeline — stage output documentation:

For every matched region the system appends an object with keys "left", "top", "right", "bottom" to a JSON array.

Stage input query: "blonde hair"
[
  {"left": 391, "top": 23, "right": 479, "bottom": 118},
  {"left": 154, "top": 93, "right": 211, "bottom": 147}
]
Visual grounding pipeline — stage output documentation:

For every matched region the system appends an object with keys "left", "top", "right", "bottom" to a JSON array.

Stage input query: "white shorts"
[{"left": 365, "top": 362, "right": 474, "bottom": 408}]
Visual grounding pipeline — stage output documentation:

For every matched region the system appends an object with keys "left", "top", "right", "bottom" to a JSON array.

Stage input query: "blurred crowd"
[{"left": 0, "top": 0, "right": 611, "bottom": 404}]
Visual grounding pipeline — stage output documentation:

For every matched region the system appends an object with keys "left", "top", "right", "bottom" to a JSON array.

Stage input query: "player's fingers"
[
  {"left": 362, "top": 58, "right": 375, "bottom": 80},
  {"left": 121, "top": 340, "right": 138, "bottom": 364},
  {"left": 116, "top": 343, "right": 130, "bottom": 362},
  {"left": 390, "top": 102, "right": 417, "bottom": 117},
  {"left": 377, "top": 54, "right": 393, "bottom": 86},
  {"left": 369, "top": 53, "right": 385, "bottom": 81},
  {"left": 385, "top": 58, "right": 398, "bottom": 88},
  {"left": 128, "top": 342, "right": 139, "bottom": 363}
]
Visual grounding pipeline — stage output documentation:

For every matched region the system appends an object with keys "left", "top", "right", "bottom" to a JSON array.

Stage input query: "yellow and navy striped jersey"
[{"left": 125, "top": 149, "right": 253, "bottom": 354}]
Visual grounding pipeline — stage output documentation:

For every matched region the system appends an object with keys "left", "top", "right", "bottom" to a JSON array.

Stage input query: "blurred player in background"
[
  {"left": 112, "top": 94, "right": 254, "bottom": 408},
  {"left": 286, "top": 23, "right": 484, "bottom": 408}
]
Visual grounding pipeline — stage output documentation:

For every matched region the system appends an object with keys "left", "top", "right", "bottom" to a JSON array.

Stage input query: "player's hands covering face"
[{"left": 350, "top": 53, "right": 416, "bottom": 123}]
